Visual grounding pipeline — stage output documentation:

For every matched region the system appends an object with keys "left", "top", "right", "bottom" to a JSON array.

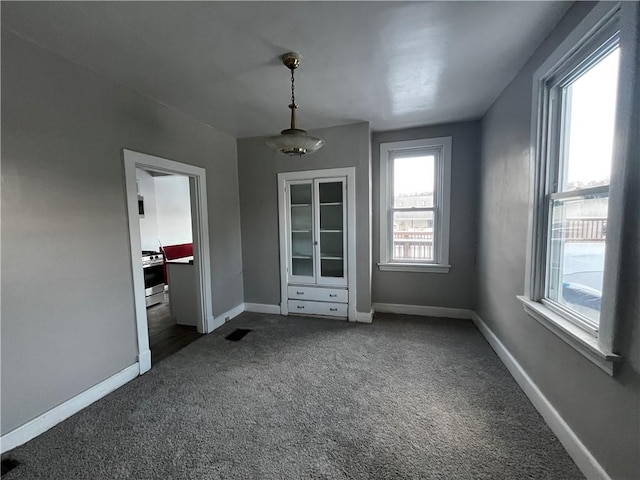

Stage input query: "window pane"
[
  {"left": 562, "top": 47, "right": 619, "bottom": 191},
  {"left": 392, "top": 210, "right": 434, "bottom": 261},
  {"left": 291, "top": 205, "right": 312, "bottom": 231},
  {"left": 547, "top": 195, "right": 608, "bottom": 325},
  {"left": 319, "top": 182, "right": 342, "bottom": 204},
  {"left": 292, "top": 258, "right": 313, "bottom": 277},
  {"left": 393, "top": 156, "right": 434, "bottom": 208},
  {"left": 320, "top": 204, "right": 342, "bottom": 230},
  {"left": 320, "top": 231, "right": 343, "bottom": 258},
  {"left": 291, "top": 231, "right": 313, "bottom": 257},
  {"left": 290, "top": 183, "right": 312, "bottom": 204},
  {"left": 321, "top": 259, "right": 343, "bottom": 278}
]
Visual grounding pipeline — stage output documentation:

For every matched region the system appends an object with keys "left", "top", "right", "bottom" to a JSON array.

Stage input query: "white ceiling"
[{"left": 2, "top": 1, "right": 570, "bottom": 138}]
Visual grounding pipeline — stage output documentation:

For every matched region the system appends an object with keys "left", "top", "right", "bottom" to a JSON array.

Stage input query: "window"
[
  {"left": 545, "top": 35, "right": 619, "bottom": 332},
  {"left": 379, "top": 137, "right": 451, "bottom": 273},
  {"left": 521, "top": 3, "right": 626, "bottom": 374}
]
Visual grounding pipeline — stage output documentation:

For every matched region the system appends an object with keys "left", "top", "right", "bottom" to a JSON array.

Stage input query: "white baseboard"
[
  {"left": 138, "top": 349, "right": 151, "bottom": 374},
  {"left": 223, "top": 303, "right": 245, "bottom": 322},
  {"left": 207, "top": 303, "right": 245, "bottom": 332},
  {"left": 0, "top": 363, "right": 139, "bottom": 454},
  {"left": 471, "top": 312, "right": 610, "bottom": 480},
  {"left": 207, "top": 315, "right": 224, "bottom": 332},
  {"left": 372, "top": 302, "right": 473, "bottom": 319},
  {"left": 243, "top": 303, "right": 281, "bottom": 315},
  {"left": 355, "top": 310, "right": 373, "bottom": 323}
]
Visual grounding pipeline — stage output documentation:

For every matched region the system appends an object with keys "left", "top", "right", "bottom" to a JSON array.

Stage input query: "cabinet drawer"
[
  {"left": 288, "top": 300, "right": 348, "bottom": 318},
  {"left": 288, "top": 286, "right": 348, "bottom": 303}
]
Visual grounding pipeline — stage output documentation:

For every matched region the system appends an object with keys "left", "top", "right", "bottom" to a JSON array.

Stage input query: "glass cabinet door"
[
  {"left": 289, "top": 182, "right": 315, "bottom": 281},
  {"left": 317, "top": 179, "right": 346, "bottom": 284}
]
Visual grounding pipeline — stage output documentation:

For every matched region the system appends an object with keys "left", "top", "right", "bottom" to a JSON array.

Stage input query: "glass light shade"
[{"left": 265, "top": 128, "right": 324, "bottom": 157}]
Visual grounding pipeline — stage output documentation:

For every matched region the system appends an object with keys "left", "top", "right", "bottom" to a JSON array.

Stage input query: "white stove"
[
  {"left": 142, "top": 250, "right": 165, "bottom": 307},
  {"left": 142, "top": 251, "right": 163, "bottom": 268}
]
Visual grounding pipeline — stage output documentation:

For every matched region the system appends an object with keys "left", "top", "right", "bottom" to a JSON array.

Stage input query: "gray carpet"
[{"left": 2, "top": 312, "right": 583, "bottom": 479}]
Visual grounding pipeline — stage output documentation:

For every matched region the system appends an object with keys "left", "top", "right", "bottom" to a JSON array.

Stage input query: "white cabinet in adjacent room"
[{"left": 278, "top": 168, "right": 356, "bottom": 320}]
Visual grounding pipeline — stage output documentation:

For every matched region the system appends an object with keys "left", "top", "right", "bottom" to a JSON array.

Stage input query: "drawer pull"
[
  {"left": 329, "top": 294, "right": 337, "bottom": 297},
  {"left": 330, "top": 308, "right": 338, "bottom": 312},
  {"left": 297, "top": 305, "right": 305, "bottom": 309},
  {"left": 296, "top": 291, "right": 304, "bottom": 295}
]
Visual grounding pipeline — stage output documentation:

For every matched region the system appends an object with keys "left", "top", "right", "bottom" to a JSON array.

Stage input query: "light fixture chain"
[{"left": 290, "top": 68, "right": 296, "bottom": 105}]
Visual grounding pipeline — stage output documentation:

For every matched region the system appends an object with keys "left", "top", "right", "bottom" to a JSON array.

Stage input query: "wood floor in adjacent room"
[{"left": 146, "top": 295, "right": 201, "bottom": 365}]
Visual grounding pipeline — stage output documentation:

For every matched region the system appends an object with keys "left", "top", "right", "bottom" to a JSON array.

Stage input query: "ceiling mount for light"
[{"left": 265, "top": 52, "right": 324, "bottom": 157}]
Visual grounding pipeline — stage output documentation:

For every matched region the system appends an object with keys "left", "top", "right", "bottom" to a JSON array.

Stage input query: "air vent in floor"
[
  {"left": 225, "top": 328, "right": 251, "bottom": 342},
  {"left": 1, "top": 459, "right": 20, "bottom": 476}
]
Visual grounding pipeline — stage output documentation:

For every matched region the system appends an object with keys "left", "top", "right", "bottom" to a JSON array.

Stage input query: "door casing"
[{"left": 123, "top": 149, "right": 213, "bottom": 374}]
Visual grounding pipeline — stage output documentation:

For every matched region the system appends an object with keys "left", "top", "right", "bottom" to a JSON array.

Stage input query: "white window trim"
[
  {"left": 378, "top": 137, "right": 452, "bottom": 273},
  {"left": 523, "top": 1, "right": 627, "bottom": 375}
]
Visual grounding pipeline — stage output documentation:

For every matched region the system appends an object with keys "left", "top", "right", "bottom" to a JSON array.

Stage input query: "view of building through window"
[
  {"left": 547, "top": 46, "right": 619, "bottom": 326},
  {"left": 392, "top": 155, "right": 435, "bottom": 261}
]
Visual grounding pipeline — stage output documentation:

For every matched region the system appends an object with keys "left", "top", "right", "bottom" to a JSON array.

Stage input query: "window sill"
[
  {"left": 377, "top": 263, "right": 450, "bottom": 273},
  {"left": 517, "top": 296, "right": 619, "bottom": 375}
]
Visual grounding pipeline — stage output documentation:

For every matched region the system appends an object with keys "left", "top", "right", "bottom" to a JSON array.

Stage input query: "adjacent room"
[{"left": 1, "top": 2, "right": 638, "bottom": 479}]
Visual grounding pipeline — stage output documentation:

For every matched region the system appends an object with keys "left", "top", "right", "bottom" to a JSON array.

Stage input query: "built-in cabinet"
[{"left": 278, "top": 168, "right": 356, "bottom": 320}]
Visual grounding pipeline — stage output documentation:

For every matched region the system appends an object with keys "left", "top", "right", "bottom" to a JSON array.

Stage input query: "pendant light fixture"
[{"left": 265, "top": 52, "right": 324, "bottom": 156}]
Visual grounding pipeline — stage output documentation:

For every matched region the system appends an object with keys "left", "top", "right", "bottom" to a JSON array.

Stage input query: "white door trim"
[{"left": 123, "top": 149, "right": 213, "bottom": 373}]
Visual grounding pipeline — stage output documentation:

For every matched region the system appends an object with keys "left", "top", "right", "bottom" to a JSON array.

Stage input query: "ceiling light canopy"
[{"left": 265, "top": 52, "right": 324, "bottom": 157}]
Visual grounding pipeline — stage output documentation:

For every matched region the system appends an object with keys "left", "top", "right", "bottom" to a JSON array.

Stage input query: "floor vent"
[
  {"left": 225, "top": 329, "right": 251, "bottom": 342},
  {"left": 1, "top": 459, "right": 20, "bottom": 476}
]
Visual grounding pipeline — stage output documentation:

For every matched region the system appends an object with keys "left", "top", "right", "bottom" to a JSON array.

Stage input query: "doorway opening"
[
  {"left": 123, "top": 149, "right": 214, "bottom": 374},
  {"left": 138, "top": 168, "right": 200, "bottom": 364}
]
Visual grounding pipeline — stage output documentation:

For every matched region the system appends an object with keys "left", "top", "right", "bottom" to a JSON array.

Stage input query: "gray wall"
[
  {"left": 237, "top": 122, "right": 372, "bottom": 314},
  {"left": 1, "top": 32, "right": 244, "bottom": 435},
  {"left": 154, "top": 175, "right": 193, "bottom": 247},
  {"left": 136, "top": 168, "right": 161, "bottom": 251},
  {"left": 476, "top": 3, "right": 640, "bottom": 479},
  {"left": 371, "top": 122, "right": 480, "bottom": 309}
]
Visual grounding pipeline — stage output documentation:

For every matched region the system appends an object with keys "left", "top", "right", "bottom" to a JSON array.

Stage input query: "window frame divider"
[{"left": 549, "top": 185, "right": 609, "bottom": 201}]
